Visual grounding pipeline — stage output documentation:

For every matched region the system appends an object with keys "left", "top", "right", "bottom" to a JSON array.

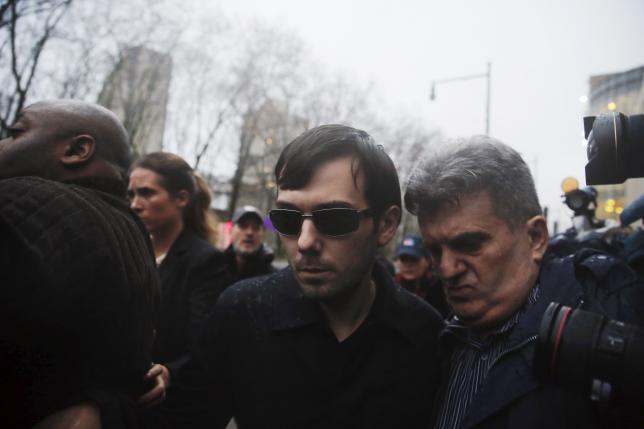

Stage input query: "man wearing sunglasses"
[{"left": 171, "top": 124, "right": 444, "bottom": 429}]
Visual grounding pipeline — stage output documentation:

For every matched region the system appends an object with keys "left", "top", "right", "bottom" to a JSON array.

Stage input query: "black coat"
[
  {"left": 223, "top": 243, "right": 277, "bottom": 283},
  {"left": 155, "top": 262, "right": 445, "bottom": 429},
  {"left": 0, "top": 176, "right": 160, "bottom": 428},
  {"left": 153, "top": 228, "right": 230, "bottom": 374}
]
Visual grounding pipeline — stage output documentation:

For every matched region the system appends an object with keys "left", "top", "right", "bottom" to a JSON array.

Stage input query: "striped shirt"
[{"left": 434, "top": 284, "right": 541, "bottom": 429}]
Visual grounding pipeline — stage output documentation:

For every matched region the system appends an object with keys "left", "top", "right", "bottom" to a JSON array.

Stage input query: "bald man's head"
[{"left": 0, "top": 100, "right": 131, "bottom": 181}]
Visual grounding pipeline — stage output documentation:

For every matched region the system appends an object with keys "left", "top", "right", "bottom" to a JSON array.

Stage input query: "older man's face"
[
  {"left": 418, "top": 191, "right": 546, "bottom": 333},
  {"left": 0, "top": 106, "right": 64, "bottom": 180}
]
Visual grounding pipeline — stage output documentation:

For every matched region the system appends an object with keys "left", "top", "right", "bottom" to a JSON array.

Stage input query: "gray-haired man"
[{"left": 405, "top": 135, "right": 644, "bottom": 428}]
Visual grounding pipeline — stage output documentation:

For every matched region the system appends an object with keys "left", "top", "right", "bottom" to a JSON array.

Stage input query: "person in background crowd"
[
  {"left": 0, "top": 100, "right": 160, "bottom": 428},
  {"left": 128, "top": 152, "right": 230, "bottom": 384},
  {"left": 405, "top": 135, "right": 644, "bottom": 429},
  {"left": 224, "top": 205, "right": 277, "bottom": 282},
  {"left": 394, "top": 234, "right": 449, "bottom": 317},
  {"left": 164, "top": 124, "right": 444, "bottom": 429}
]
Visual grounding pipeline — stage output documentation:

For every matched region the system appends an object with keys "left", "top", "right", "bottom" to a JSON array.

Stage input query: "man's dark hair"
[{"left": 274, "top": 124, "right": 401, "bottom": 217}]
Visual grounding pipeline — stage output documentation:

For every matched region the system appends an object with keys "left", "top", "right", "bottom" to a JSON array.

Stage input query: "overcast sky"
[{"left": 203, "top": 0, "right": 644, "bottom": 228}]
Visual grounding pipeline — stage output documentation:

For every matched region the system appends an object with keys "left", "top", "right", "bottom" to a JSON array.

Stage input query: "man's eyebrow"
[
  {"left": 446, "top": 231, "right": 491, "bottom": 245},
  {"left": 314, "top": 201, "right": 353, "bottom": 210},
  {"left": 275, "top": 201, "right": 299, "bottom": 210},
  {"left": 274, "top": 200, "right": 354, "bottom": 211}
]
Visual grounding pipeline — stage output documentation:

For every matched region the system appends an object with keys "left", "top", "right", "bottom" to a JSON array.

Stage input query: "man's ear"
[
  {"left": 526, "top": 215, "right": 549, "bottom": 264},
  {"left": 377, "top": 205, "right": 401, "bottom": 247},
  {"left": 60, "top": 135, "right": 96, "bottom": 167}
]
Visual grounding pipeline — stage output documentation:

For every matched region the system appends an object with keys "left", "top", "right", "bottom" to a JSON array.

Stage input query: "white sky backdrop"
[{"left": 198, "top": 0, "right": 644, "bottom": 228}]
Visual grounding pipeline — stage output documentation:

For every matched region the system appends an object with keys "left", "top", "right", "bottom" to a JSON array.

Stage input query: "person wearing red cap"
[{"left": 394, "top": 234, "right": 449, "bottom": 318}]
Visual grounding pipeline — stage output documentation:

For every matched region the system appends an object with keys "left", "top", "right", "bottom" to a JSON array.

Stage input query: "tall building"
[
  {"left": 587, "top": 65, "right": 644, "bottom": 221},
  {"left": 230, "top": 100, "right": 308, "bottom": 214},
  {"left": 98, "top": 46, "right": 173, "bottom": 156}
]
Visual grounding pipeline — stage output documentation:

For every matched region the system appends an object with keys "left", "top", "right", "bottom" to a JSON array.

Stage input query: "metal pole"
[
  {"left": 485, "top": 62, "right": 491, "bottom": 135},
  {"left": 430, "top": 63, "right": 492, "bottom": 135}
]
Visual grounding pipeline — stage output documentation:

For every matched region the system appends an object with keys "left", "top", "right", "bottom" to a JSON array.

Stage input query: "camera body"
[{"left": 534, "top": 112, "right": 644, "bottom": 407}]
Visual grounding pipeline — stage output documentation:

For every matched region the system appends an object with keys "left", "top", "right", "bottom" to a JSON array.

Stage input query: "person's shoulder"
[
  {"left": 395, "top": 282, "right": 443, "bottom": 317},
  {"left": 544, "top": 249, "right": 644, "bottom": 322},
  {"left": 218, "top": 268, "right": 291, "bottom": 306},
  {"left": 541, "top": 250, "right": 638, "bottom": 292},
  {"left": 177, "top": 229, "right": 223, "bottom": 261},
  {"left": 0, "top": 176, "right": 69, "bottom": 202},
  {"left": 0, "top": 175, "right": 57, "bottom": 187},
  {"left": 573, "top": 248, "right": 636, "bottom": 281},
  {"left": 0, "top": 177, "right": 91, "bottom": 235},
  {"left": 381, "top": 279, "right": 445, "bottom": 343}
]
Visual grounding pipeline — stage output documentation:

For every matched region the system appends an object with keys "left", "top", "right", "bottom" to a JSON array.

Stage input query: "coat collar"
[
  {"left": 63, "top": 176, "right": 128, "bottom": 199},
  {"left": 161, "top": 228, "right": 201, "bottom": 263},
  {"left": 266, "top": 261, "right": 434, "bottom": 345}
]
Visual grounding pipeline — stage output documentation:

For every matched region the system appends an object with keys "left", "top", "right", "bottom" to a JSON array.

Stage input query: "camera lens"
[
  {"left": 535, "top": 302, "right": 644, "bottom": 404},
  {"left": 584, "top": 113, "right": 644, "bottom": 185}
]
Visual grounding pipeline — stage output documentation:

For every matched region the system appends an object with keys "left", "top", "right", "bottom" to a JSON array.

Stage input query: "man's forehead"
[
  {"left": 276, "top": 155, "right": 365, "bottom": 203},
  {"left": 419, "top": 192, "right": 507, "bottom": 236}
]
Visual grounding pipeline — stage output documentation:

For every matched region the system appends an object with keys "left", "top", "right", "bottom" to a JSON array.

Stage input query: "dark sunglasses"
[{"left": 269, "top": 207, "right": 373, "bottom": 237}]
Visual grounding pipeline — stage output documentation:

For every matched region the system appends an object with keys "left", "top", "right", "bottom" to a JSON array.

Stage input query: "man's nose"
[
  {"left": 297, "top": 218, "right": 321, "bottom": 253},
  {"left": 437, "top": 248, "right": 466, "bottom": 279}
]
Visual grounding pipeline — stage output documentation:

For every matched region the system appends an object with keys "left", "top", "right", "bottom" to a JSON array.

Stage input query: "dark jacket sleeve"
[
  {"left": 156, "top": 233, "right": 232, "bottom": 375},
  {"left": 185, "top": 250, "right": 231, "bottom": 350},
  {"left": 142, "top": 283, "right": 241, "bottom": 429}
]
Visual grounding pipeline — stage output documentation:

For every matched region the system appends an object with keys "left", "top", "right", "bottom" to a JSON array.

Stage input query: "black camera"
[
  {"left": 563, "top": 187, "right": 597, "bottom": 216},
  {"left": 535, "top": 302, "right": 644, "bottom": 404},
  {"left": 584, "top": 113, "right": 644, "bottom": 185}
]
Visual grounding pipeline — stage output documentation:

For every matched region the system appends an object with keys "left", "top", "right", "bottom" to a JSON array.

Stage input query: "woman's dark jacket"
[{"left": 153, "top": 228, "right": 230, "bottom": 374}]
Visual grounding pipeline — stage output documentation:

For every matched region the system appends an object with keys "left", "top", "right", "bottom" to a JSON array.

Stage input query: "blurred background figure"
[
  {"left": 225, "top": 205, "right": 277, "bottom": 283},
  {"left": 394, "top": 234, "right": 449, "bottom": 318},
  {"left": 128, "top": 152, "right": 230, "bottom": 381},
  {"left": 549, "top": 180, "right": 625, "bottom": 258}
]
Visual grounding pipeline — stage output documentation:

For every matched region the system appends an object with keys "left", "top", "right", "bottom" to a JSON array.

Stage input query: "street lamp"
[{"left": 430, "top": 62, "right": 492, "bottom": 135}]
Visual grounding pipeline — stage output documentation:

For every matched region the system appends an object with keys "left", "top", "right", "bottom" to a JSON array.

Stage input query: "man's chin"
[
  {"left": 295, "top": 275, "right": 338, "bottom": 301},
  {"left": 300, "top": 287, "right": 345, "bottom": 303},
  {"left": 449, "top": 302, "right": 484, "bottom": 324},
  {"left": 237, "top": 246, "right": 260, "bottom": 256}
]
